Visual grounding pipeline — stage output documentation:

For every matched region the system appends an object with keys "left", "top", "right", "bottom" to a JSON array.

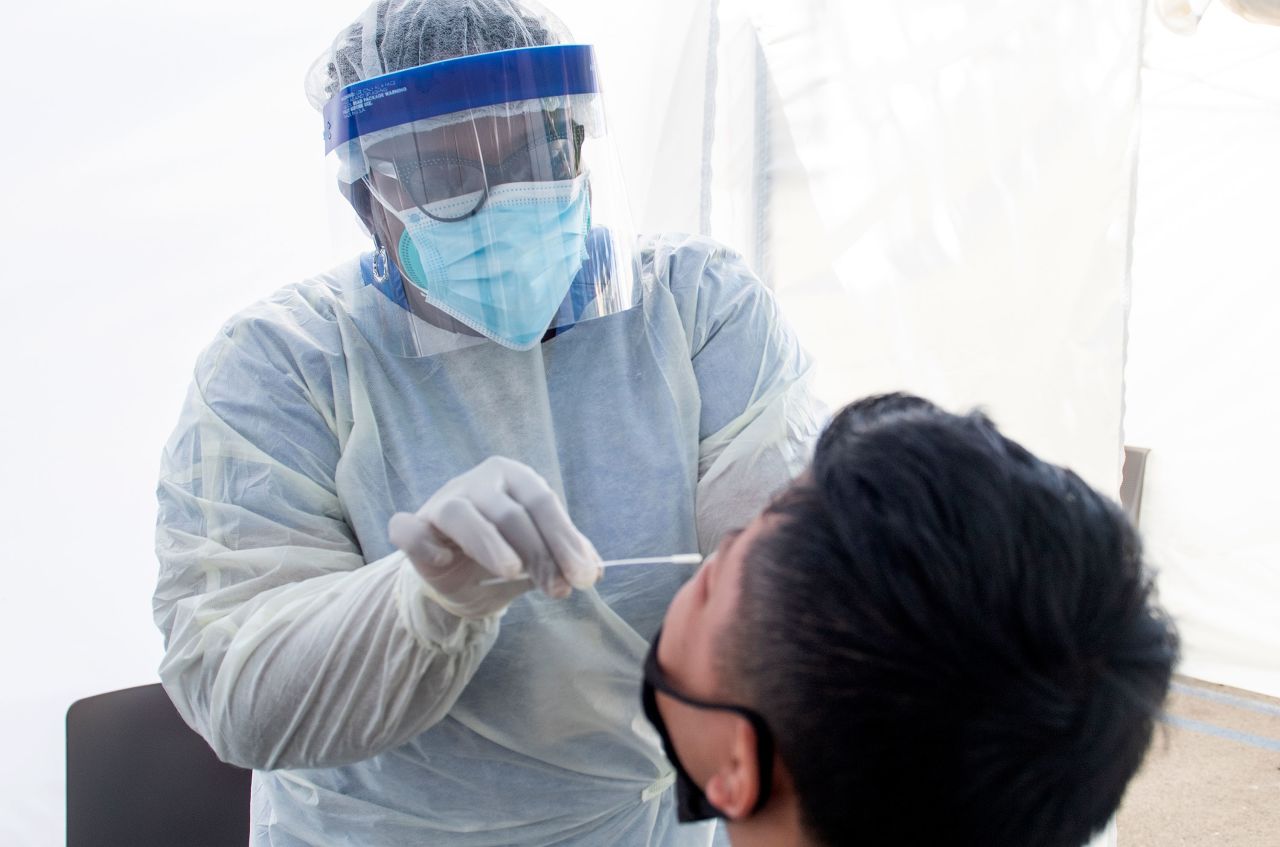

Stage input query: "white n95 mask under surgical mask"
[{"left": 392, "top": 175, "right": 591, "bottom": 350}]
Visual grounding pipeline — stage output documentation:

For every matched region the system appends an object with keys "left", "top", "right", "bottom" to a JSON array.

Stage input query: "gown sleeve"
[
  {"left": 153, "top": 295, "right": 499, "bottom": 771},
  {"left": 656, "top": 235, "right": 828, "bottom": 553}
]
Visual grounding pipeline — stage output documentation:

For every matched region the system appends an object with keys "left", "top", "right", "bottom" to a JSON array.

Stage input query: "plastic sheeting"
[
  {"left": 700, "top": 0, "right": 1144, "bottom": 499},
  {"left": 569, "top": 0, "right": 1143, "bottom": 489},
  {"left": 1126, "top": 10, "right": 1280, "bottom": 698}
]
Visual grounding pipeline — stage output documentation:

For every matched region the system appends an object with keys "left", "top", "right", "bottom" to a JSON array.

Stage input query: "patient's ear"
[{"left": 705, "top": 717, "right": 761, "bottom": 820}]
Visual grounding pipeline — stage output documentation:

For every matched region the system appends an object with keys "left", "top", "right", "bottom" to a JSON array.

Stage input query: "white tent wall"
[
  {"left": 703, "top": 0, "right": 1145, "bottom": 499},
  {"left": 1126, "top": 9, "right": 1280, "bottom": 698}
]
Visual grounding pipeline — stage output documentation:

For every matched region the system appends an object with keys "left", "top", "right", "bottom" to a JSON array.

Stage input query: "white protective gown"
[{"left": 154, "top": 233, "right": 824, "bottom": 846}]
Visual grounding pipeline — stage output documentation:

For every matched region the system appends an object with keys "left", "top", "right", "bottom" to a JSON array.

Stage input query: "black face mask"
[{"left": 640, "top": 627, "right": 775, "bottom": 823}]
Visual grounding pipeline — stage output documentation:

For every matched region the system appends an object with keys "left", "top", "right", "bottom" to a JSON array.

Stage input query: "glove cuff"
[{"left": 395, "top": 554, "right": 501, "bottom": 651}]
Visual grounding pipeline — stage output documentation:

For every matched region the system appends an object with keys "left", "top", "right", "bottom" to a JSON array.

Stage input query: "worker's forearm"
[{"left": 160, "top": 551, "right": 500, "bottom": 771}]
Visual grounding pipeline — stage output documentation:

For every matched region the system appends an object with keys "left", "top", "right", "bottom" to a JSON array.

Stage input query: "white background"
[
  {"left": 1, "top": 1, "right": 1276, "bottom": 843},
  {"left": 1, "top": 4, "right": 368, "bottom": 839},
  {"left": 1126, "top": 9, "right": 1280, "bottom": 698}
]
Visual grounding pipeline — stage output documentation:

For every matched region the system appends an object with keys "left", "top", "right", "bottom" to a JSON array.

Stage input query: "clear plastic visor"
[{"left": 357, "top": 99, "right": 594, "bottom": 222}]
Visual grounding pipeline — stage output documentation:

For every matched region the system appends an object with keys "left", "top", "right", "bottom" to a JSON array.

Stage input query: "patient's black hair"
[{"left": 729, "top": 393, "right": 1178, "bottom": 847}]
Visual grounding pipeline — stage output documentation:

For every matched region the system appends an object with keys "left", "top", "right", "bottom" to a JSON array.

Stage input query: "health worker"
[{"left": 152, "top": 1, "right": 824, "bottom": 845}]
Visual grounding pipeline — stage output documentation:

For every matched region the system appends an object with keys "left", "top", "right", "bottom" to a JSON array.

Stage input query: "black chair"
[{"left": 67, "top": 683, "right": 251, "bottom": 847}]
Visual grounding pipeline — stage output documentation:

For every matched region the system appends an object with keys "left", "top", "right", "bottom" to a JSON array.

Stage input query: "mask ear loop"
[{"left": 643, "top": 631, "right": 777, "bottom": 816}]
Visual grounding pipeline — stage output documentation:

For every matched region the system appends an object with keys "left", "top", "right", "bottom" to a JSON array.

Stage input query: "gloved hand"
[{"left": 388, "top": 457, "right": 602, "bottom": 618}]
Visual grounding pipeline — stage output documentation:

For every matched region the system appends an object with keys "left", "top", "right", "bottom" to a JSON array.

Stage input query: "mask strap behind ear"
[{"left": 643, "top": 636, "right": 776, "bottom": 815}]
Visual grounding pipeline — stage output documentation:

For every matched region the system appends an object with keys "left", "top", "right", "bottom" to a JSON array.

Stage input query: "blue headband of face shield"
[
  {"left": 641, "top": 628, "right": 776, "bottom": 823},
  {"left": 323, "top": 44, "right": 601, "bottom": 155}
]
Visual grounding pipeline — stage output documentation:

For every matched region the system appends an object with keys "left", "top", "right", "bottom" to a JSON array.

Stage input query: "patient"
[{"left": 642, "top": 393, "right": 1178, "bottom": 847}]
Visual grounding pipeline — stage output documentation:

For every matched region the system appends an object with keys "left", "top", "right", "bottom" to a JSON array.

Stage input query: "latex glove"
[{"left": 388, "top": 457, "right": 602, "bottom": 618}]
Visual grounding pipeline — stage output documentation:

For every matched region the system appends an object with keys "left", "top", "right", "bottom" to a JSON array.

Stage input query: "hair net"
[{"left": 307, "top": 0, "right": 572, "bottom": 110}]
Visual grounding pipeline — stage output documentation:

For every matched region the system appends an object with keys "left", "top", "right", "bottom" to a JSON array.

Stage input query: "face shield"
[{"left": 323, "top": 45, "right": 638, "bottom": 350}]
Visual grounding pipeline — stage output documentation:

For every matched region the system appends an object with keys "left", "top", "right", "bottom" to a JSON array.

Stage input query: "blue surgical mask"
[{"left": 395, "top": 175, "right": 591, "bottom": 350}]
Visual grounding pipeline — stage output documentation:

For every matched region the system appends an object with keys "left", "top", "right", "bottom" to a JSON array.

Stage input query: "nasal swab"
[{"left": 478, "top": 553, "right": 702, "bottom": 587}]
